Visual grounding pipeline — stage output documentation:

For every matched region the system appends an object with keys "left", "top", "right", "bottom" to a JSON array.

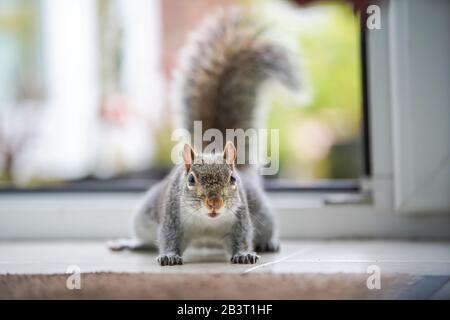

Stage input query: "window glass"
[{"left": 0, "top": 0, "right": 362, "bottom": 189}]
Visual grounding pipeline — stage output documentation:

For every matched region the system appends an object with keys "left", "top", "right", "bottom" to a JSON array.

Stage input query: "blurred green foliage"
[{"left": 264, "top": 1, "right": 362, "bottom": 180}]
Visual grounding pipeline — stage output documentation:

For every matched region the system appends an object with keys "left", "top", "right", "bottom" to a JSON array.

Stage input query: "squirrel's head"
[{"left": 182, "top": 141, "right": 240, "bottom": 218}]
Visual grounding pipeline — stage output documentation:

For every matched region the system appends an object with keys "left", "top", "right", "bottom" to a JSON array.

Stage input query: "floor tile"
[{"left": 0, "top": 240, "right": 449, "bottom": 276}]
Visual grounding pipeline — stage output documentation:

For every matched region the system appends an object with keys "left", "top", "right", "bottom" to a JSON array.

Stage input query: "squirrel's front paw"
[
  {"left": 231, "top": 252, "right": 259, "bottom": 264},
  {"left": 157, "top": 253, "right": 183, "bottom": 266}
]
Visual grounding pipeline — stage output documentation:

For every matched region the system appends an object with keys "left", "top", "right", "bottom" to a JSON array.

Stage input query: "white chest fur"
[{"left": 181, "top": 207, "right": 236, "bottom": 245}]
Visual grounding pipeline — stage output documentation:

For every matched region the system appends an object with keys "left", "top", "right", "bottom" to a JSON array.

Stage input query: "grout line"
[
  {"left": 243, "top": 249, "right": 311, "bottom": 274},
  {"left": 430, "top": 279, "right": 450, "bottom": 300},
  {"left": 287, "top": 259, "right": 450, "bottom": 263}
]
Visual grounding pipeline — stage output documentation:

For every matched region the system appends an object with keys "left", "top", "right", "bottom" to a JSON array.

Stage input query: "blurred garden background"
[{"left": 0, "top": 0, "right": 362, "bottom": 189}]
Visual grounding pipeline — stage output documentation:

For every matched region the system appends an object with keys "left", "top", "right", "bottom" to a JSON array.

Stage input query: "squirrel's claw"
[
  {"left": 157, "top": 254, "right": 183, "bottom": 266},
  {"left": 231, "top": 252, "right": 259, "bottom": 264}
]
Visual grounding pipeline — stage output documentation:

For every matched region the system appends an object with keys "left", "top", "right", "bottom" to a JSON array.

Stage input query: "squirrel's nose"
[{"left": 206, "top": 195, "right": 223, "bottom": 211}]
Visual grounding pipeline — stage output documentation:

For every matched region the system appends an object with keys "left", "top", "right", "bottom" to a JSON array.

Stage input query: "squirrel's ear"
[
  {"left": 183, "top": 143, "right": 196, "bottom": 172},
  {"left": 223, "top": 141, "right": 236, "bottom": 168}
]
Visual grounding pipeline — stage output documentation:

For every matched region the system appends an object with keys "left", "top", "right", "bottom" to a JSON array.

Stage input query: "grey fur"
[
  {"left": 172, "top": 8, "right": 300, "bottom": 141},
  {"left": 109, "top": 8, "right": 299, "bottom": 265}
]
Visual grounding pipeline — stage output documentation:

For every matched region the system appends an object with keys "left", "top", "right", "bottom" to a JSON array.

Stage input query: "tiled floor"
[{"left": 0, "top": 240, "right": 449, "bottom": 276}]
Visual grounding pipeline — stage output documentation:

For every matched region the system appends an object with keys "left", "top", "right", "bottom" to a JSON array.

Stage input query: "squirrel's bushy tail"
[{"left": 172, "top": 7, "right": 300, "bottom": 139}]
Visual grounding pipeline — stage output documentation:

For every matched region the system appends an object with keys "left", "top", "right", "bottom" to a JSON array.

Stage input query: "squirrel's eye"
[
  {"left": 187, "top": 173, "right": 196, "bottom": 186},
  {"left": 229, "top": 174, "right": 236, "bottom": 185}
]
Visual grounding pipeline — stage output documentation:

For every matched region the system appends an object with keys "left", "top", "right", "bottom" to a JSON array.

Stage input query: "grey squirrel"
[{"left": 108, "top": 8, "right": 299, "bottom": 265}]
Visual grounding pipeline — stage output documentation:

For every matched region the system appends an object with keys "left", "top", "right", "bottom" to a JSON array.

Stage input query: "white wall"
[{"left": 388, "top": 0, "right": 450, "bottom": 213}]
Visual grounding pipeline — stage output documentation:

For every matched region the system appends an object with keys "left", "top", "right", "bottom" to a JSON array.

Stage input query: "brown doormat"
[{"left": 0, "top": 273, "right": 438, "bottom": 299}]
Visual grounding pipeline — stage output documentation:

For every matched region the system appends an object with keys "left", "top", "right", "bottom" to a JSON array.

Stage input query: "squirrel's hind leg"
[
  {"left": 251, "top": 203, "right": 280, "bottom": 253},
  {"left": 108, "top": 184, "right": 160, "bottom": 252},
  {"left": 251, "top": 198, "right": 280, "bottom": 253},
  {"left": 244, "top": 175, "right": 281, "bottom": 253}
]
